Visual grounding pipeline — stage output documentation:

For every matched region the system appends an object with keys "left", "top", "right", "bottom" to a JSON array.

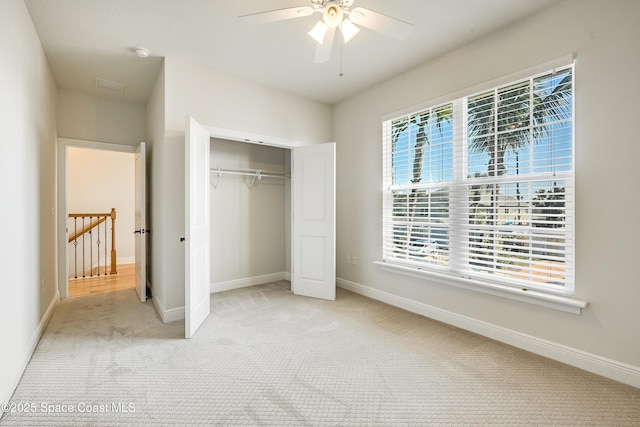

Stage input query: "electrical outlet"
[
  {"left": 351, "top": 256, "right": 357, "bottom": 266},
  {"left": 345, "top": 254, "right": 351, "bottom": 264}
]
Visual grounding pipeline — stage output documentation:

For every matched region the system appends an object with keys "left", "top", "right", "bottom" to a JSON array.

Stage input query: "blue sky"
[{"left": 392, "top": 69, "right": 573, "bottom": 196}]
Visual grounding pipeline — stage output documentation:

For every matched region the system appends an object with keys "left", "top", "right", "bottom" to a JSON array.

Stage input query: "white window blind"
[{"left": 382, "top": 64, "right": 574, "bottom": 295}]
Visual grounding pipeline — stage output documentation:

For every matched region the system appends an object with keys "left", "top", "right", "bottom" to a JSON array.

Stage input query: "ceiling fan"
[{"left": 239, "top": 0, "right": 414, "bottom": 63}]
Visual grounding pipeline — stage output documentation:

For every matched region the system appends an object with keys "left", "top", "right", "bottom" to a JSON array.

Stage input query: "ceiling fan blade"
[
  {"left": 313, "top": 26, "right": 336, "bottom": 63},
  {"left": 349, "top": 7, "right": 414, "bottom": 40},
  {"left": 239, "top": 6, "right": 314, "bottom": 25},
  {"left": 313, "top": 28, "right": 336, "bottom": 64}
]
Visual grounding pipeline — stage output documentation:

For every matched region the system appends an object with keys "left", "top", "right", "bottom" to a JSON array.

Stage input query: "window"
[{"left": 382, "top": 64, "right": 574, "bottom": 296}]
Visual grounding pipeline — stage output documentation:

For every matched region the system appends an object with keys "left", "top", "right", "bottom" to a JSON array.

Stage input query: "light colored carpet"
[{"left": 3, "top": 281, "right": 639, "bottom": 426}]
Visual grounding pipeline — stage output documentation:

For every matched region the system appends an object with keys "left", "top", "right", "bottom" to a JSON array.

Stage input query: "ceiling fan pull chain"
[{"left": 339, "top": 40, "right": 344, "bottom": 77}]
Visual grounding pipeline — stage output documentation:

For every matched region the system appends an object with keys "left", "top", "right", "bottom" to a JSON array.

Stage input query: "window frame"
[{"left": 380, "top": 59, "right": 586, "bottom": 314}]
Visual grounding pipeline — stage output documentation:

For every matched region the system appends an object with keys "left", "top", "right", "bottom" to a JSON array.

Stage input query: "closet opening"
[
  {"left": 209, "top": 138, "right": 291, "bottom": 293},
  {"left": 185, "top": 116, "right": 335, "bottom": 337}
]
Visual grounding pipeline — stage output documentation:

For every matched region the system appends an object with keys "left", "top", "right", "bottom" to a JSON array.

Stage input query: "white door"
[
  {"left": 185, "top": 116, "right": 211, "bottom": 338},
  {"left": 134, "top": 142, "right": 146, "bottom": 302},
  {"left": 292, "top": 143, "right": 336, "bottom": 300}
]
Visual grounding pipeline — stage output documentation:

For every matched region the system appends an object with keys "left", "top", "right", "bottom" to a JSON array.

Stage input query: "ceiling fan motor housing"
[
  {"left": 323, "top": 1, "right": 344, "bottom": 28},
  {"left": 312, "top": 0, "right": 355, "bottom": 11}
]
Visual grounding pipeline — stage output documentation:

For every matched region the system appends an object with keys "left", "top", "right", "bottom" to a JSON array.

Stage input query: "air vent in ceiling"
[{"left": 95, "top": 77, "right": 125, "bottom": 92}]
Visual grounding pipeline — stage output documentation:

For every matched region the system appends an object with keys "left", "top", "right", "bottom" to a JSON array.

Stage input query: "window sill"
[{"left": 374, "top": 261, "right": 588, "bottom": 315}]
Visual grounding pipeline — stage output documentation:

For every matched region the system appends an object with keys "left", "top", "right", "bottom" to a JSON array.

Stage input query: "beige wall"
[
  {"left": 0, "top": 0, "right": 58, "bottom": 404},
  {"left": 164, "top": 58, "right": 333, "bottom": 144},
  {"left": 333, "top": 0, "right": 640, "bottom": 382},
  {"left": 58, "top": 89, "right": 146, "bottom": 146},
  {"left": 145, "top": 62, "right": 165, "bottom": 305}
]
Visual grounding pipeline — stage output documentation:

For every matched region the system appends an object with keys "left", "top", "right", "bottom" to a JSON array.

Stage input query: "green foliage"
[{"left": 467, "top": 71, "right": 572, "bottom": 177}]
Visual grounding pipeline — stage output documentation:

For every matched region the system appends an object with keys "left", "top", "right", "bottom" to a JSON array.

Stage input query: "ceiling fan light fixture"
[
  {"left": 323, "top": 3, "right": 343, "bottom": 28},
  {"left": 340, "top": 18, "right": 360, "bottom": 43},
  {"left": 239, "top": 1, "right": 414, "bottom": 63},
  {"left": 308, "top": 20, "right": 328, "bottom": 44}
]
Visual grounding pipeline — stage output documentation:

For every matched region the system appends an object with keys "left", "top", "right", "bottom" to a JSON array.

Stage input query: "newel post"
[{"left": 110, "top": 208, "right": 118, "bottom": 274}]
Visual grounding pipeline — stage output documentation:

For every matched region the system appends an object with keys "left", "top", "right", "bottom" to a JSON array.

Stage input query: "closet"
[
  {"left": 209, "top": 138, "right": 291, "bottom": 292},
  {"left": 184, "top": 116, "right": 335, "bottom": 338}
]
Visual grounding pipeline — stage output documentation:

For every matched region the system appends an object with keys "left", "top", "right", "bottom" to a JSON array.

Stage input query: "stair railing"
[{"left": 68, "top": 208, "right": 117, "bottom": 278}]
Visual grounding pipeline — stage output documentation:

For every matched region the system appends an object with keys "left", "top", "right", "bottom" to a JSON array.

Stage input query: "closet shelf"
[{"left": 210, "top": 166, "right": 289, "bottom": 189}]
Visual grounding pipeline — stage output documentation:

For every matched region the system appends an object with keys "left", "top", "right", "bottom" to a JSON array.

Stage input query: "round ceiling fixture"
[{"left": 134, "top": 47, "right": 150, "bottom": 58}]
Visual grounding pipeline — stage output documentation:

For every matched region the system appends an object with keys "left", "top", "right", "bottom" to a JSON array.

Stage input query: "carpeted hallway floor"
[{"left": 2, "top": 281, "right": 639, "bottom": 426}]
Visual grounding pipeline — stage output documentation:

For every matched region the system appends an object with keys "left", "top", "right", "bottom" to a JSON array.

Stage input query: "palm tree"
[
  {"left": 466, "top": 70, "right": 572, "bottom": 270},
  {"left": 391, "top": 105, "right": 452, "bottom": 258},
  {"left": 389, "top": 70, "right": 571, "bottom": 263},
  {"left": 467, "top": 71, "right": 572, "bottom": 177}
]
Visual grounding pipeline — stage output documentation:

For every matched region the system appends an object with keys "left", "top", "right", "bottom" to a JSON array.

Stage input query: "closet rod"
[
  {"left": 209, "top": 166, "right": 288, "bottom": 179},
  {"left": 209, "top": 166, "right": 289, "bottom": 189}
]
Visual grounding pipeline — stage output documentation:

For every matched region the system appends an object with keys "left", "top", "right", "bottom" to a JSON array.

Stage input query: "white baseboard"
[
  {"left": 117, "top": 256, "right": 135, "bottom": 265},
  {"left": 151, "top": 293, "right": 185, "bottom": 323},
  {"left": 1, "top": 290, "right": 59, "bottom": 405},
  {"left": 210, "top": 272, "right": 288, "bottom": 293},
  {"left": 153, "top": 273, "right": 289, "bottom": 323},
  {"left": 337, "top": 277, "right": 640, "bottom": 389}
]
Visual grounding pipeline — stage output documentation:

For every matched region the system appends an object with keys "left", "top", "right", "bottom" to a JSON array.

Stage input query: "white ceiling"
[{"left": 24, "top": 0, "right": 563, "bottom": 105}]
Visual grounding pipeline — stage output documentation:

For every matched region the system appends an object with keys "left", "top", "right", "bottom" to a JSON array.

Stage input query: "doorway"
[
  {"left": 66, "top": 146, "right": 135, "bottom": 297},
  {"left": 57, "top": 138, "right": 146, "bottom": 300}
]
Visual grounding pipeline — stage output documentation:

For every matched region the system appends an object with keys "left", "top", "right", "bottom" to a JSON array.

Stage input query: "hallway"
[{"left": 68, "top": 263, "right": 135, "bottom": 297}]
